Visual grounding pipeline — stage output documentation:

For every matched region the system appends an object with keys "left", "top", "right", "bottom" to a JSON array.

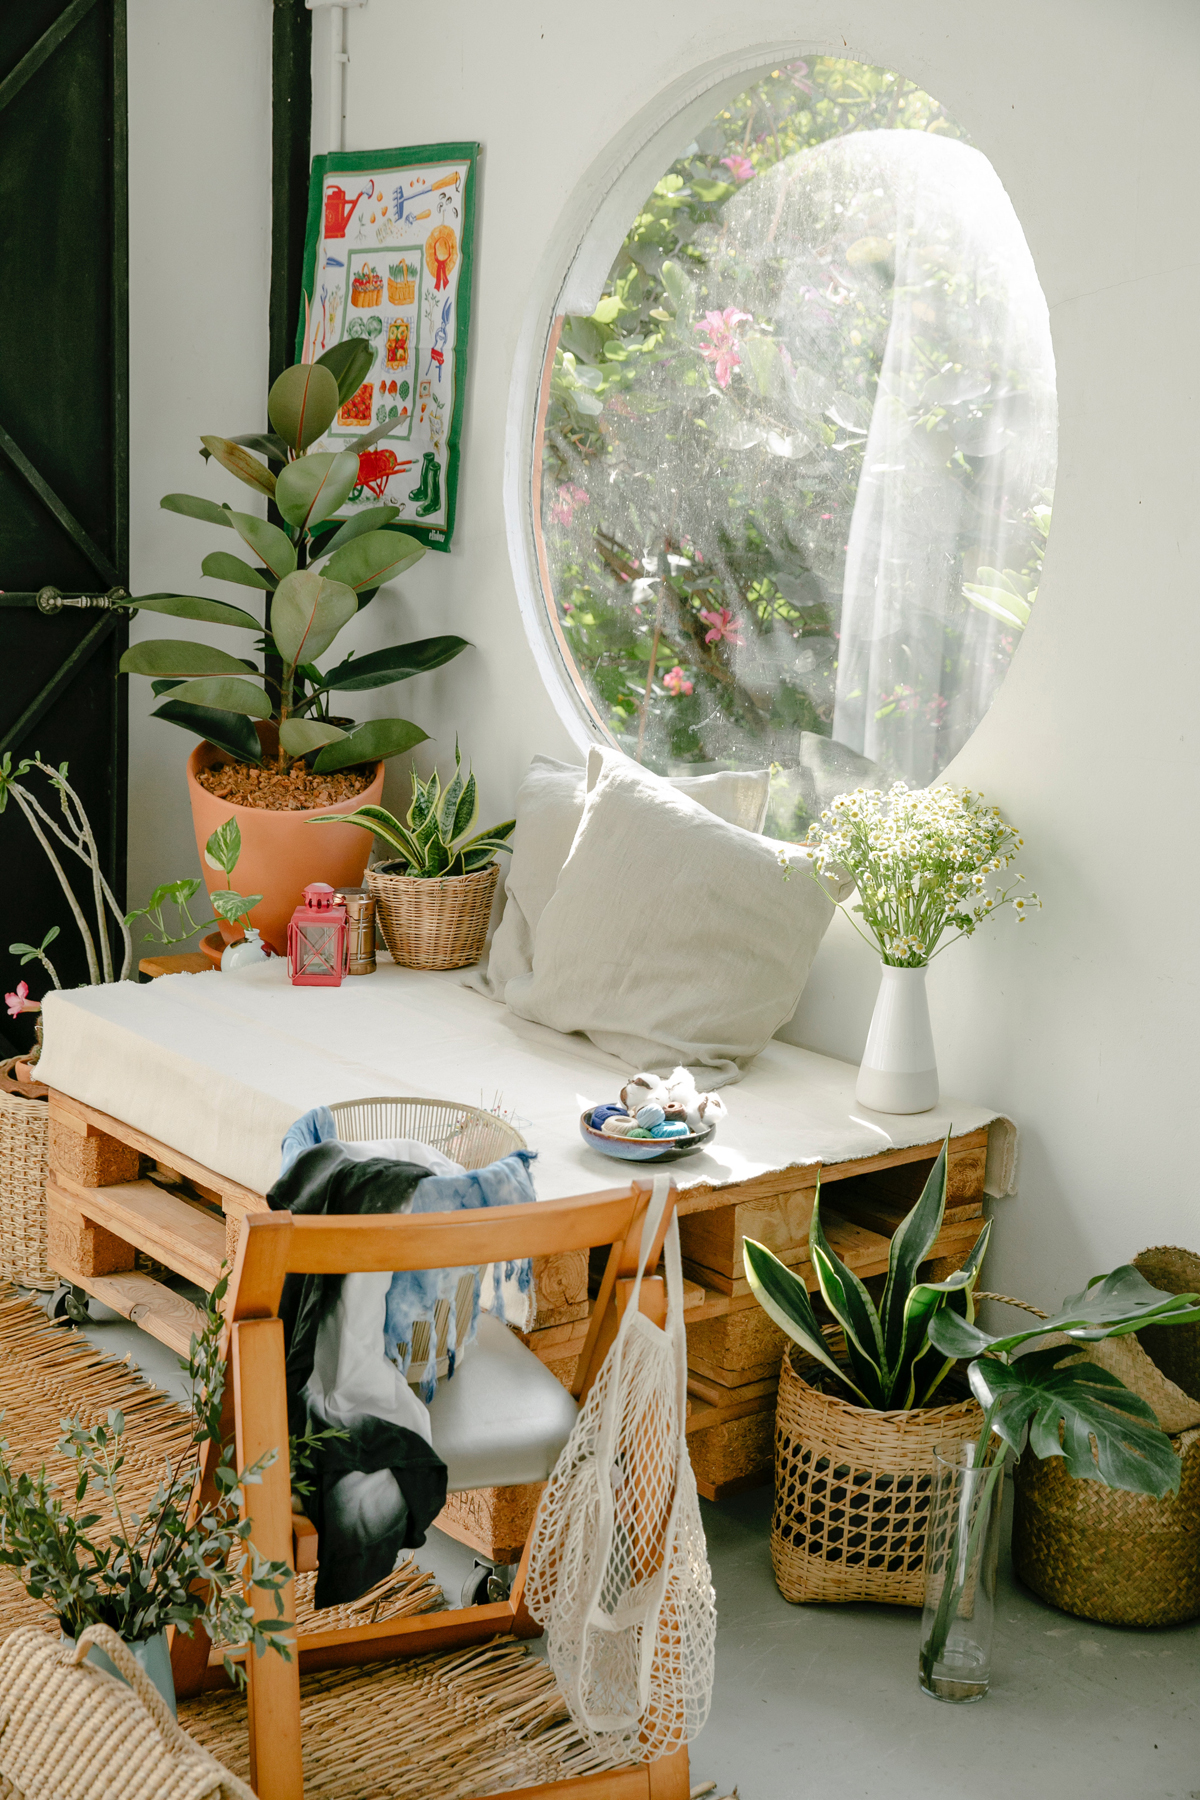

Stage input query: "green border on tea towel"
[{"left": 297, "top": 141, "right": 479, "bottom": 554}]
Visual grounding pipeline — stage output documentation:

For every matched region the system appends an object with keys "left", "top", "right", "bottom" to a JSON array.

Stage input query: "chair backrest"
[{"left": 327, "top": 1095, "right": 528, "bottom": 1387}]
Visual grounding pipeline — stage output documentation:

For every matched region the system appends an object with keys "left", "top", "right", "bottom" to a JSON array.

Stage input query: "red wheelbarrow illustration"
[{"left": 352, "top": 446, "right": 415, "bottom": 499}]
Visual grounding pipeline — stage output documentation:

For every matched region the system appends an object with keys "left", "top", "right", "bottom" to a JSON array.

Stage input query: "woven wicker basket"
[
  {"left": 772, "top": 1346, "right": 983, "bottom": 1606},
  {"left": 0, "top": 1059, "right": 49, "bottom": 1287},
  {"left": 366, "top": 862, "right": 499, "bottom": 970}
]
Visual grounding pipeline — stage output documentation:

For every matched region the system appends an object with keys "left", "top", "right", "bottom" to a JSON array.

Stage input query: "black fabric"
[{"left": 267, "top": 1142, "right": 449, "bottom": 1607}]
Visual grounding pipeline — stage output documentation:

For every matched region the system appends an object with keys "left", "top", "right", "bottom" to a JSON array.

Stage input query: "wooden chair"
[{"left": 170, "top": 1175, "right": 691, "bottom": 1800}]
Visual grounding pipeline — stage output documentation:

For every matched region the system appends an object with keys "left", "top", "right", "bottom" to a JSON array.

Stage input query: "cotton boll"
[
  {"left": 636, "top": 1104, "right": 666, "bottom": 1128},
  {"left": 697, "top": 1093, "right": 727, "bottom": 1124},
  {"left": 621, "top": 1073, "right": 669, "bottom": 1112}
]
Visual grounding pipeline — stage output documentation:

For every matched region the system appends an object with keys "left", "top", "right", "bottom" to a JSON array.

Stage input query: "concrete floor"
[{"left": 75, "top": 1301, "right": 1200, "bottom": 1800}]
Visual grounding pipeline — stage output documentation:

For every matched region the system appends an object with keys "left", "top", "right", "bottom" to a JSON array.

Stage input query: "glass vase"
[{"left": 918, "top": 1438, "right": 1005, "bottom": 1702}]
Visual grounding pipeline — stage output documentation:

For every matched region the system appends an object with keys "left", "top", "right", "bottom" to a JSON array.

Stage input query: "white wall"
[{"left": 127, "top": 0, "right": 1200, "bottom": 1312}]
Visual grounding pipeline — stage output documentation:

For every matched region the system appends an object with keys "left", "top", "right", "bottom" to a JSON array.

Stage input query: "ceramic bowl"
[{"left": 578, "top": 1108, "right": 715, "bottom": 1162}]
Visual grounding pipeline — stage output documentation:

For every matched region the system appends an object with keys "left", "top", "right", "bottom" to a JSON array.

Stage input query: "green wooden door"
[{"left": 0, "top": 0, "right": 128, "bottom": 1052}]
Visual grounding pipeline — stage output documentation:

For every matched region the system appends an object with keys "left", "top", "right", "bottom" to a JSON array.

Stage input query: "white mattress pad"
[{"left": 37, "top": 962, "right": 1015, "bottom": 1202}]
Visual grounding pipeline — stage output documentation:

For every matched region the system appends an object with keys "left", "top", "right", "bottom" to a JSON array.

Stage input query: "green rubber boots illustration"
[{"left": 408, "top": 451, "right": 441, "bottom": 518}]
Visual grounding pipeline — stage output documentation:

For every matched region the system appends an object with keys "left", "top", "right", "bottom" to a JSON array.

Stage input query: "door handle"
[{"left": 34, "top": 585, "right": 128, "bottom": 615}]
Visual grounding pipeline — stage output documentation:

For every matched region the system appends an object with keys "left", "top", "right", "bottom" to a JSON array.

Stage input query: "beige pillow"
[
  {"left": 504, "top": 750, "right": 839, "bottom": 1085},
  {"left": 468, "top": 753, "right": 770, "bottom": 1000}
]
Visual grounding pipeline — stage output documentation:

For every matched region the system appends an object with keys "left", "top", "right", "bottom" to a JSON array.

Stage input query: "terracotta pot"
[{"left": 186, "top": 735, "right": 384, "bottom": 955}]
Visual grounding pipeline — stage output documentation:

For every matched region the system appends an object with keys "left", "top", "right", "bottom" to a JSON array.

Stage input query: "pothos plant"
[
  {"left": 315, "top": 744, "right": 515, "bottom": 879},
  {"left": 0, "top": 1272, "right": 293, "bottom": 1680},
  {"left": 125, "top": 818, "right": 261, "bottom": 950},
  {"left": 118, "top": 345, "right": 469, "bottom": 774}
]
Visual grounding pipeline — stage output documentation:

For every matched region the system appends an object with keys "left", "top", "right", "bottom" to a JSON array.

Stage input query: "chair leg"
[{"left": 233, "top": 1317, "right": 303, "bottom": 1800}]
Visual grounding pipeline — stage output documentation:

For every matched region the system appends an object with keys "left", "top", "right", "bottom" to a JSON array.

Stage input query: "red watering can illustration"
[{"left": 324, "top": 178, "right": 374, "bottom": 240}]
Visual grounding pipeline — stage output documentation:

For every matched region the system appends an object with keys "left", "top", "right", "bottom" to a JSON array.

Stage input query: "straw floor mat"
[{"left": 0, "top": 1289, "right": 628, "bottom": 1799}]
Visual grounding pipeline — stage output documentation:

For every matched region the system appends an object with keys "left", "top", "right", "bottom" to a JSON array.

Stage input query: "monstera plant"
[{"left": 119, "top": 345, "right": 468, "bottom": 773}]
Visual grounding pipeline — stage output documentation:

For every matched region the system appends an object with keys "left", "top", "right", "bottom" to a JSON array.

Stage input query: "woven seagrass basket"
[
  {"left": 366, "top": 861, "right": 498, "bottom": 969},
  {"left": 0, "top": 1058, "right": 49, "bottom": 1287},
  {"left": 772, "top": 1346, "right": 982, "bottom": 1606}
]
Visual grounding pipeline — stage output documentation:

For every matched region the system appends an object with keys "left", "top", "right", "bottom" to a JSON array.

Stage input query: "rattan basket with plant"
[{"left": 312, "top": 747, "right": 513, "bottom": 971}]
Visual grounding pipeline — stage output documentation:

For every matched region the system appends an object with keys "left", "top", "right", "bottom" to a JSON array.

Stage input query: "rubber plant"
[
  {"left": 118, "top": 345, "right": 469, "bottom": 773},
  {"left": 919, "top": 1265, "right": 1200, "bottom": 1684},
  {"left": 743, "top": 1139, "right": 991, "bottom": 1409},
  {"left": 312, "top": 743, "right": 515, "bottom": 878}
]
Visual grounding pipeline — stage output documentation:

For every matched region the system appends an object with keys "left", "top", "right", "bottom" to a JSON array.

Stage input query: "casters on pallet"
[
  {"left": 461, "top": 1557, "right": 517, "bottom": 1608},
  {"left": 48, "top": 1282, "right": 91, "bottom": 1325}
]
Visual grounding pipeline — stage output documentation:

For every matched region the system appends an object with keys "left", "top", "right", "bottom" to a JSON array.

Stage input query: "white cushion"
[
  {"left": 504, "top": 749, "right": 842, "bottom": 1086},
  {"left": 468, "top": 754, "right": 770, "bottom": 1000},
  {"left": 427, "top": 1312, "right": 578, "bottom": 1491}
]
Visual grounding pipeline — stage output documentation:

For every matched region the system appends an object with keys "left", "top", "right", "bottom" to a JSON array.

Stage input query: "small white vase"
[
  {"left": 62, "top": 1628, "right": 176, "bottom": 1715},
  {"left": 855, "top": 963, "right": 939, "bottom": 1114},
  {"left": 221, "top": 926, "right": 270, "bottom": 972}
]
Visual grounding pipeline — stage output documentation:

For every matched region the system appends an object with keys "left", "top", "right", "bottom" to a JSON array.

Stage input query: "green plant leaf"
[
  {"left": 929, "top": 1264, "right": 1200, "bottom": 1361},
  {"left": 316, "top": 338, "right": 375, "bottom": 406},
  {"left": 270, "top": 571, "right": 357, "bottom": 667},
  {"left": 149, "top": 700, "right": 263, "bottom": 763},
  {"left": 970, "top": 1345, "right": 1183, "bottom": 1497},
  {"left": 120, "top": 639, "right": 254, "bottom": 679},
  {"left": 450, "top": 769, "right": 477, "bottom": 842},
  {"left": 267, "top": 362, "right": 340, "bottom": 452},
  {"left": 742, "top": 1238, "right": 865, "bottom": 1399},
  {"left": 204, "top": 818, "right": 242, "bottom": 876},
  {"left": 308, "top": 802, "right": 418, "bottom": 862},
  {"left": 312, "top": 717, "right": 428, "bottom": 773},
  {"left": 457, "top": 834, "right": 516, "bottom": 871},
  {"left": 345, "top": 417, "right": 402, "bottom": 454},
  {"left": 274, "top": 452, "right": 360, "bottom": 530},
  {"left": 319, "top": 529, "right": 426, "bottom": 593},
  {"left": 211, "top": 888, "right": 262, "bottom": 924},
  {"left": 159, "top": 676, "right": 272, "bottom": 717},
  {"left": 229, "top": 512, "right": 297, "bottom": 581},
  {"left": 126, "top": 591, "right": 261, "bottom": 628},
  {"left": 458, "top": 819, "right": 516, "bottom": 856},
  {"left": 200, "top": 430, "right": 290, "bottom": 464},
  {"left": 312, "top": 504, "right": 401, "bottom": 559},
  {"left": 200, "top": 552, "right": 274, "bottom": 592},
  {"left": 436, "top": 747, "right": 467, "bottom": 846},
  {"left": 160, "top": 493, "right": 235, "bottom": 527},
  {"left": 318, "top": 636, "right": 469, "bottom": 692},
  {"left": 199, "top": 435, "right": 277, "bottom": 498},
  {"left": 897, "top": 1220, "right": 992, "bottom": 1408},
  {"left": 809, "top": 1188, "right": 886, "bottom": 1403},
  {"left": 278, "top": 718, "right": 349, "bottom": 757},
  {"left": 879, "top": 1138, "right": 949, "bottom": 1378}
]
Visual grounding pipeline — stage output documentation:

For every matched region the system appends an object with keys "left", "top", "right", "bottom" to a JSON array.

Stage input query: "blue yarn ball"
[
  {"left": 649, "top": 1121, "right": 689, "bottom": 1139},
  {"left": 636, "top": 1104, "right": 666, "bottom": 1128},
  {"left": 589, "top": 1103, "right": 629, "bottom": 1131}
]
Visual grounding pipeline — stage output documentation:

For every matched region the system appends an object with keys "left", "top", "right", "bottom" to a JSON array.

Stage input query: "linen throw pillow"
[
  {"left": 468, "top": 754, "right": 770, "bottom": 1001},
  {"left": 503, "top": 750, "right": 840, "bottom": 1084}
]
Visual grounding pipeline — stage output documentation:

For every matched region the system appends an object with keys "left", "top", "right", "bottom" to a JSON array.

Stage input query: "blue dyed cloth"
[{"left": 280, "top": 1105, "right": 336, "bottom": 1174}]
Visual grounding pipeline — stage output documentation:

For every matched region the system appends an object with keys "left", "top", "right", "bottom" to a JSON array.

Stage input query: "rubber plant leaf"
[
  {"left": 741, "top": 1238, "right": 865, "bottom": 1399},
  {"left": 879, "top": 1137, "right": 950, "bottom": 1378},
  {"left": 158, "top": 676, "right": 272, "bottom": 718},
  {"left": 312, "top": 503, "right": 400, "bottom": 560},
  {"left": 267, "top": 362, "right": 340, "bottom": 453},
  {"left": 897, "top": 1220, "right": 992, "bottom": 1409},
  {"left": 808, "top": 1189, "right": 886, "bottom": 1405},
  {"left": 204, "top": 819, "right": 241, "bottom": 876},
  {"left": 201, "top": 551, "right": 274, "bottom": 591},
  {"left": 319, "top": 635, "right": 469, "bottom": 691},
  {"left": 228, "top": 512, "right": 297, "bottom": 582},
  {"left": 270, "top": 571, "right": 357, "bottom": 668},
  {"left": 316, "top": 338, "right": 375, "bottom": 406},
  {"left": 274, "top": 452, "right": 360, "bottom": 531},
  {"left": 929, "top": 1264, "right": 1200, "bottom": 1362},
  {"left": 308, "top": 803, "right": 420, "bottom": 864},
  {"left": 319, "top": 528, "right": 426, "bottom": 593},
  {"left": 969, "top": 1345, "right": 1183, "bottom": 1498},
  {"left": 278, "top": 718, "right": 349, "bottom": 758},
  {"left": 120, "top": 640, "right": 254, "bottom": 679},
  {"left": 199, "top": 430, "right": 290, "bottom": 464},
  {"left": 127, "top": 591, "right": 261, "bottom": 628},
  {"left": 312, "top": 717, "right": 428, "bottom": 773},
  {"left": 343, "top": 417, "right": 403, "bottom": 454},
  {"left": 199, "top": 435, "right": 277, "bottom": 498},
  {"left": 160, "top": 494, "right": 235, "bottom": 527},
  {"left": 150, "top": 701, "right": 263, "bottom": 764}
]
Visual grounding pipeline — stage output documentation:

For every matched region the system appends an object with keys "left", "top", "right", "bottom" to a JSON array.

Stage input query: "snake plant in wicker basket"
[
  {"left": 310, "top": 743, "right": 515, "bottom": 878},
  {"left": 743, "top": 1138, "right": 991, "bottom": 1410}
]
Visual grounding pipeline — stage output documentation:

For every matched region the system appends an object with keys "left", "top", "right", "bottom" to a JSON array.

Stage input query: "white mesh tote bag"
[{"left": 524, "top": 1174, "right": 716, "bottom": 1762}]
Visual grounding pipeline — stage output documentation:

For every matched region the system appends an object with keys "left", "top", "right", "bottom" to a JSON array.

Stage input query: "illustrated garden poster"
[{"left": 298, "top": 141, "right": 478, "bottom": 552}]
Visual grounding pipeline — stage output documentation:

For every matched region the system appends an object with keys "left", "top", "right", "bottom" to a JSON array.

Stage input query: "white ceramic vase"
[
  {"left": 855, "top": 963, "right": 939, "bottom": 1114},
  {"left": 62, "top": 1628, "right": 176, "bottom": 1715}
]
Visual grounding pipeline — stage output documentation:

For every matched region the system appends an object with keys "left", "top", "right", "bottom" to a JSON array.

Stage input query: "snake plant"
[
  {"left": 311, "top": 744, "right": 515, "bottom": 878},
  {"left": 743, "top": 1137, "right": 991, "bottom": 1410}
]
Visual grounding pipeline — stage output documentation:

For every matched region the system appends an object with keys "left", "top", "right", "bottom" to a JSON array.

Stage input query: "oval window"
[{"left": 532, "top": 59, "right": 1056, "bottom": 834}]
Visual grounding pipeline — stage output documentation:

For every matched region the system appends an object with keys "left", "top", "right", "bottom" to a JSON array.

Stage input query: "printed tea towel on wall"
[{"left": 298, "top": 141, "right": 478, "bottom": 552}]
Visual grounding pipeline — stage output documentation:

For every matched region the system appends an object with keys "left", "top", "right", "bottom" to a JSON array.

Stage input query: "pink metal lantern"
[{"left": 287, "top": 883, "right": 349, "bottom": 986}]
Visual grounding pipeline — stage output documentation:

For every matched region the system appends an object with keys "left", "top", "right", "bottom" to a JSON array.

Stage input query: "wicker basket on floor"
[
  {"left": 0, "top": 1059, "right": 49, "bottom": 1287},
  {"left": 366, "top": 862, "right": 498, "bottom": 969},
  {"left": 772, "top": 1346, "right": 982, "bottom": 1606}
]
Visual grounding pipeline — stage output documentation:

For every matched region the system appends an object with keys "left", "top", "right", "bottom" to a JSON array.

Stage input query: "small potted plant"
[
  {"left": 743, "top": 1139, "right": 990, "bottom": 1606},
  {"left": 118, "top": 346, "right": 471, "bottom": 953},
  {"left": 0, "top": 1274, "right": 293, "bottom": 1711},
  {"left": 314, "top": 744, "right": 515, "bottom": 969},
  {"left": 803, "top": 782, "right": 1039, "bottom": 1114}
]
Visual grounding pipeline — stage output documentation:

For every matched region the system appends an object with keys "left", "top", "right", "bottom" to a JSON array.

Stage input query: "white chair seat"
[{"left": 428, "top": 1312, "right": 578, "bottom": 1492}]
